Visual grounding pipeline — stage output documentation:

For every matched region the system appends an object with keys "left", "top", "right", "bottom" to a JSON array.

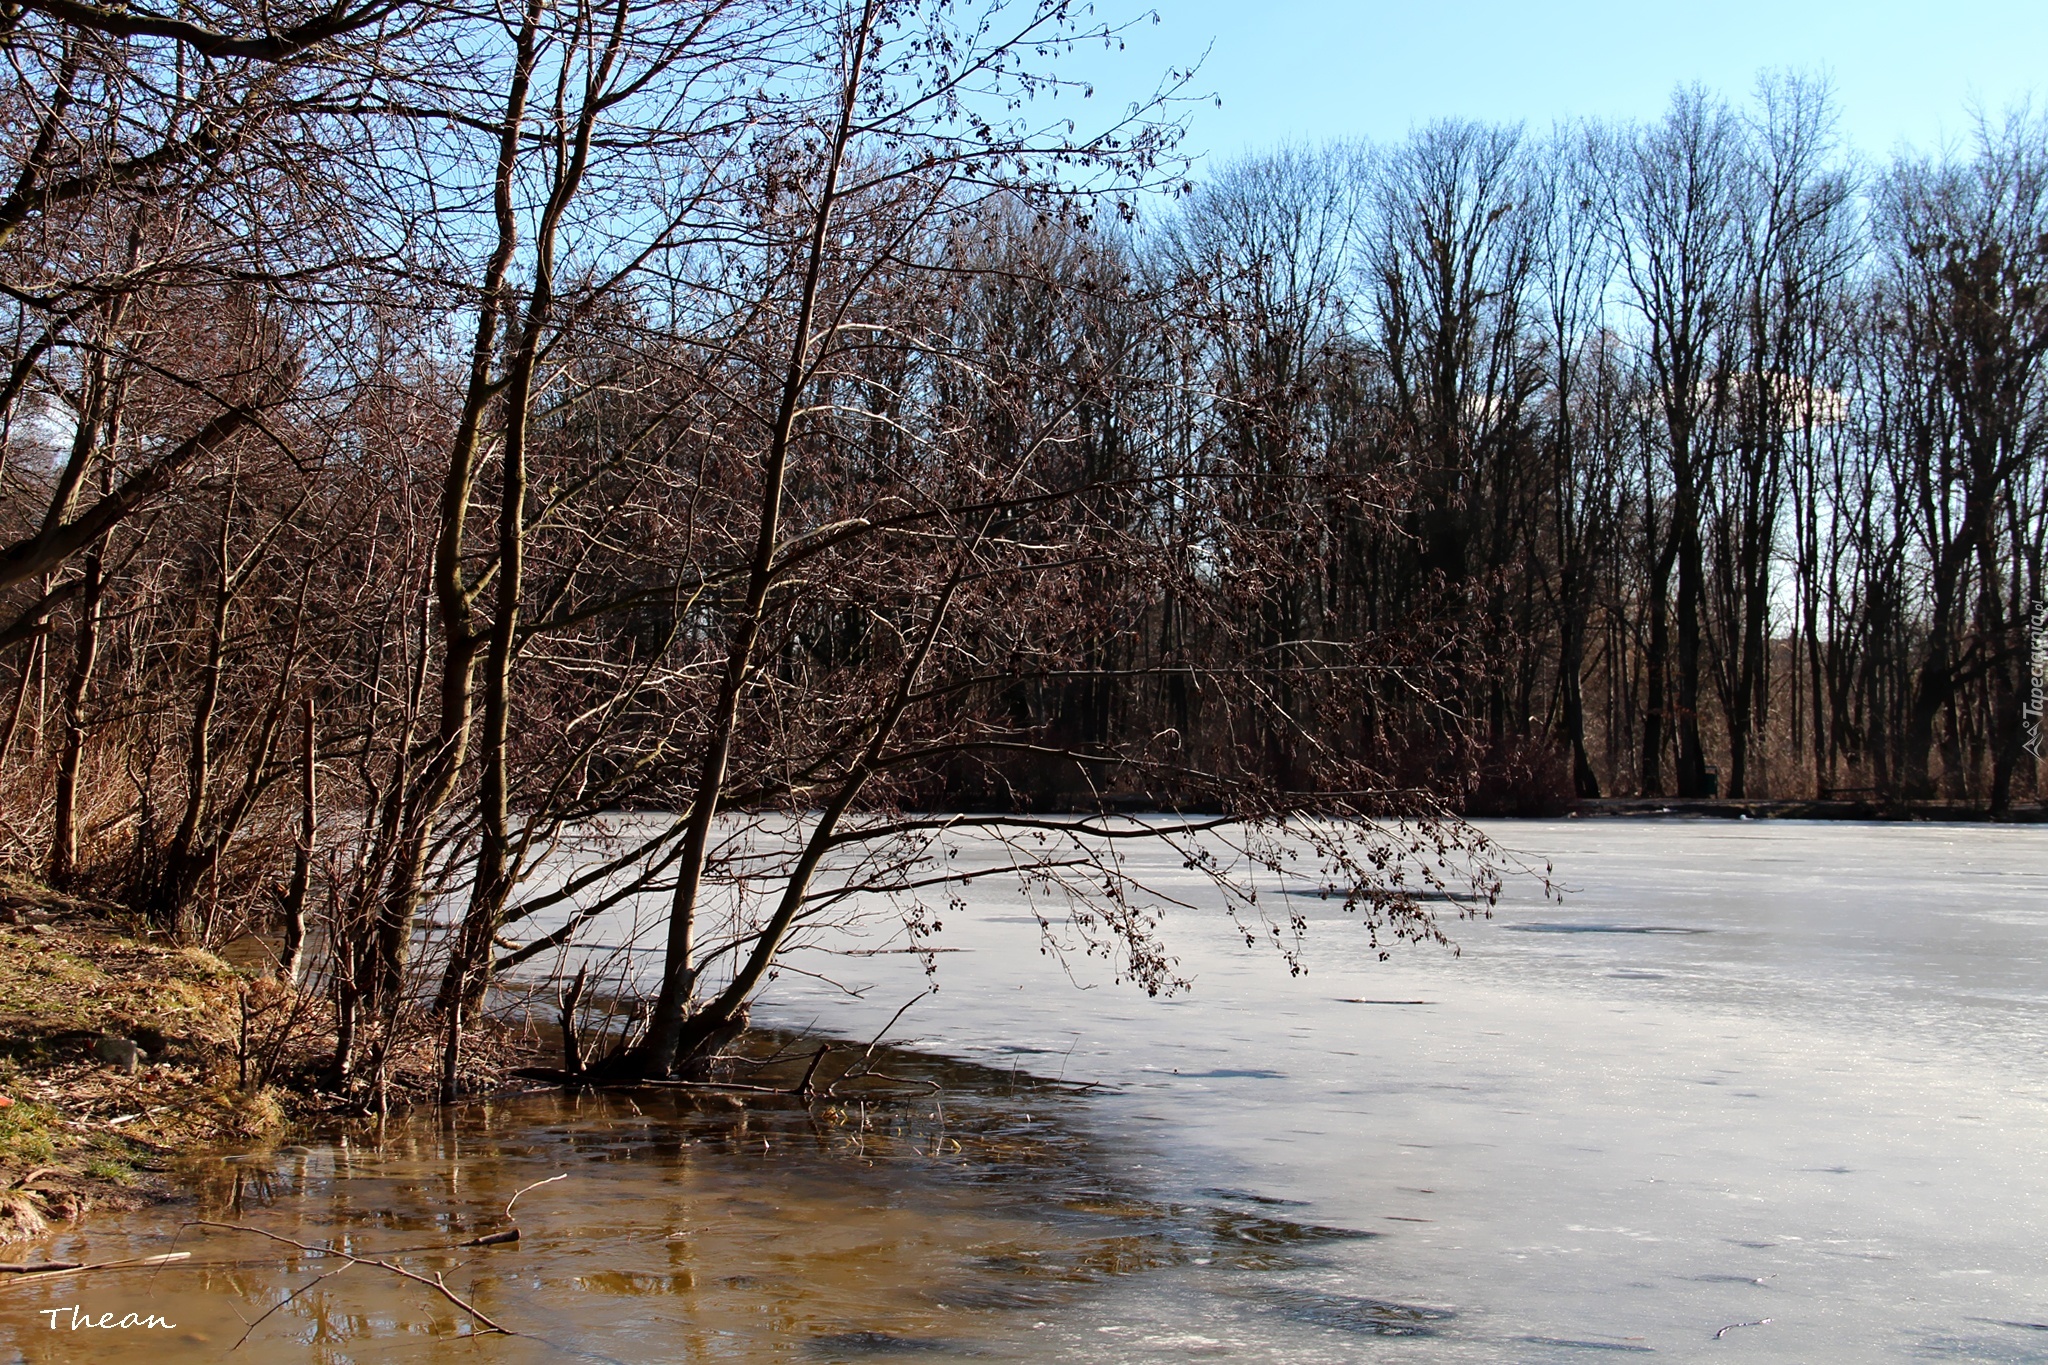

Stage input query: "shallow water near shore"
[
  {"left": 0, "top": 1040, "right": 1393, "bottom": 1362},
  {"left": 4, "top": 819, "right": 2047, "bottom": 1361}
]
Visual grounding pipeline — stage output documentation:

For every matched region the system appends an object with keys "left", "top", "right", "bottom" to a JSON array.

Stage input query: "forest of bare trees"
[
  {"left": 1150, "top": 86, "right": 2046, "bottom": 817},
  {"left": 1, "top": 0, "right": 2042, "bottom": 1092}
]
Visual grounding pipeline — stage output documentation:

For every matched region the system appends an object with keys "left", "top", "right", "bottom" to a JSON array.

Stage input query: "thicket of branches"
[{"left": 0, "top": 0, "right": 2039, "bottom": 1092}]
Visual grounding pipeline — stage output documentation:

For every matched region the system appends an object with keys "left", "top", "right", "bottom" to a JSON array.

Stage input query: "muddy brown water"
[{"left": 0, "top": 1038, "right": 1401, "bottom": 1363}]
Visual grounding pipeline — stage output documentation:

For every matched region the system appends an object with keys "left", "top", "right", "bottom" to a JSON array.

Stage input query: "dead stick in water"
[
  {"left": 362, "top": 1228, "right": 525, "bottom": 1254},
  {"left": 620, "top": 1079, "right": 792, "bottom": 1095},
  {"left": 188, "top": 1221, "right": 517, "bottom": 1337},
  {"left": 327, "top": 1175, "right": 567, "bottom": 1255},
  {"left": 1714, "top": 1318, "right": 1772, "bottom": 1339},
  {"left": 794, "top": 1044, "right": 832, "bottom": 1099},
  {"left": 504, "top": 1172, "right": 567, "bottom": 1221},
  {"left": 233, "top": 1260, "right": 354, "bottom": 1349},
  {"left": 0, "top": 1252, "right": 189, "bottom": 1283},
  {"left": 463, "top": 1228, "right": 521, "bottom": 1248}
]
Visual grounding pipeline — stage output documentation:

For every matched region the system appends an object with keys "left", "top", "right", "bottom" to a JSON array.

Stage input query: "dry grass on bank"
[
  {"left": 0, "top": 876, "right": 316, "bottom": 1246},
  {"left": 0, "top": 874, "right": 557, "bottom": 1250}
]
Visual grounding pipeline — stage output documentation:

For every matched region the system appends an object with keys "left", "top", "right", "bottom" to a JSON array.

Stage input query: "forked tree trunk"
[{"left": 632, "top": 0, "right": 880, "bottom": 1080}]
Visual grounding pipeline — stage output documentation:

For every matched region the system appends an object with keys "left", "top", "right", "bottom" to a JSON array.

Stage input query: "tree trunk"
[
  {"left": 281, "top": 696, "right": 316, "bottom": 984},
  {"left": 636, "top": 0, "right": 879, "bottom": 1079},
  {"left": 49, "top": 549, "right": 102, "bottom": 889}
]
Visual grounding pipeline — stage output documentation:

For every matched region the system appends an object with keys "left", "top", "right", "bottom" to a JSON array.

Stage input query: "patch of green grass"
[
  {"left": 0, "top": 1102, "right": 60, "bottom": 1166},
  {"left": 171, "top": 948, "right": 236, "bottom": 980},
  {"left": 82, "top": 1157, "right": 134, "bottom": 1184}
]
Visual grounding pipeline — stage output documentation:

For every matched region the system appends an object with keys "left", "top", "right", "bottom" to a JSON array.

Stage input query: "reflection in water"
[{"left": 0, "top": 1031, "right": 1428, "bottom": 1363}]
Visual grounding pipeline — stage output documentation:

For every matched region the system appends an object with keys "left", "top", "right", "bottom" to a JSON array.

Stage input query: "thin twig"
[
  {"left": 0, "top": 1252, "right": 189, "bottom": 1284},
  {"left": 188, "top": 1221, "right": 516, "bottom": 1337},
  {"left": 844, "top": 1070, "right": 941, "bottom": 1093},
  {"left": 617, "top": 1079, "right": 790, "bottom": 1094},
  {"left": 1714, "top": 1318, "right": 1772, "bottom": 1340},
  {"left": 858, "top": 991, "right": 931, "bottom": 1064},
  {"left": 234, "top": 1260, "right": 354, "bottom": 1350},
  {"left": 504, "top": 1172, "right": 567, "bottom": 1220},
  {"left": 826, "top": 991, "right": 932, "bottom": 1097}
]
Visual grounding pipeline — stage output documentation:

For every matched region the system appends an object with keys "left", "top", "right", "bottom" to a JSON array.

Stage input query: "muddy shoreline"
[{"left": 0, "top": 1023, "right": 1416, "bottom": 1363}]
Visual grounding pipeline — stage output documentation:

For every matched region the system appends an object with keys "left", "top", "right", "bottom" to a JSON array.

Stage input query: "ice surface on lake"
[{"left": 720, "top": 819, "right": 2048, "bottom": 1361}]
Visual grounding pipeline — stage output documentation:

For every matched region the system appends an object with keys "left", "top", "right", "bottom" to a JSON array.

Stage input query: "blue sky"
[{"left": 1065, "top": 0, "right": 2047, "bottom": 165}]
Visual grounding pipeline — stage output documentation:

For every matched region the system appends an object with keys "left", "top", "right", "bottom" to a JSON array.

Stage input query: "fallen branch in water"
[
  {"left": 226, "top": 1171, "right": 569, "bottom": 1263},
  {"left": 511, "top": 1061, "right": 813, "bottom": 1097},
  {"left": 193, "top": 1174, "right": 575, "bottom": 1347},
  {"left": 462, "top": 1227, "right": 520, "bottom": 1248},
  {"left": 824, "top": 991, "right": 931, "bottom": 1099},
  {"left": 1714, "top": 1318, "right": 1772, "bottom": 1340},
  {"left": 840, "top": 1069, "right": 941, "bottom": 1093},
  {"left": 232, "top": 1258, "right": 354, "bottom": 1349},
  {"left": 187, "top": 1221, "right": 517, "bottom": 1338},
  {"left": 611, "top": 1078, "right": 793, "bottom": 1095},
  {"left": 0, "top": 1252, "right": 190, "bottom": 1283}
]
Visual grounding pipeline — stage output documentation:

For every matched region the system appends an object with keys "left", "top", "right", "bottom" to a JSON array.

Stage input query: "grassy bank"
[
  {"left": 0, "top": 874, "right": 568, "bottom": 1251},
  {"left": 0, "top": 877, "right": 313, "bottom": 1246}
]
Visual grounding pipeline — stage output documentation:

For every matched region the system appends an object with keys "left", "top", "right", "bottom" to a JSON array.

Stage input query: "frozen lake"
[
  {"left": 9, "top": 818, "right": 2046, "bottom": 1362},
  {"left": 737, "top": 817, "right": 2048, "bottom": 1361}
]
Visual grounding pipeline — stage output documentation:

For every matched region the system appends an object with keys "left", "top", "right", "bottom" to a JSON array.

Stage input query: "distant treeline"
[
  {"left": 889, "top": 80, "right": 2048, "bottom": 817},
  {"left": 0, "top": 0, "right": 2040, "bottom": 1058},
  {"left": 964, "top": 82, "right": 2048, "bottom": 816}
]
